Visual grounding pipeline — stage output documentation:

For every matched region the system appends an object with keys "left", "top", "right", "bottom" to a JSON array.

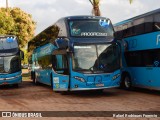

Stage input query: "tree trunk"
[
  {"left": 92, "top": 0, "right": 101, "bottom": 16},
  {"left": 6, "top": 0, "right": 8, "bottom": 8}
]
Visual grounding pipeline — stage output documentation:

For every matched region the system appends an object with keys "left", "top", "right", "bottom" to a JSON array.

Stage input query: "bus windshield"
[
  {"left": 69, "top": 19, "right": 114, "bottom": 37},
  {"left": 73, "top": 44, "right": 120, "bottom": 73},
  {"left": 0, "top": 55, "right": 21, "bottom": 73}
]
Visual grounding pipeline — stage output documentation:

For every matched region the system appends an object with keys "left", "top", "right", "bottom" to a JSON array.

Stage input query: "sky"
[{"left": 0, "top": 0, "right": 160, "bottom": 35}]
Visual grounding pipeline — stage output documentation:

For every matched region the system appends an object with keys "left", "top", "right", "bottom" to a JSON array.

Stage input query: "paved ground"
[{"left": 0, "top": 70, "right": 160, "bottom": 120}]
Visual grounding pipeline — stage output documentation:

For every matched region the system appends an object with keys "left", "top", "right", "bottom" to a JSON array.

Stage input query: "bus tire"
[
  {"left": 121, "top": 74, "right": 132, "bottom": 90},
  {"left": 32, "top": 71, "right": 35, "bottom": 84},
  {"left": 34, "top": 73, "right": 38, "bottom": 85},
  {"left": 50, "top": 73, "right": 53, "bottom": 89},
  {"left": 61, "top": 91, "right": 70, "bottom": 95},
  {"left": 95, "top": 89, "right": 104, "bottom": 93},
  {"left": 13, "top": 83, "right": 19, "bottom": 88}
]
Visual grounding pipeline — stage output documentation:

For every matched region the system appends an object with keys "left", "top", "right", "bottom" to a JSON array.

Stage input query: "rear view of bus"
[{"left": 0, "top": 35, "right": 23, "bottom": 87}]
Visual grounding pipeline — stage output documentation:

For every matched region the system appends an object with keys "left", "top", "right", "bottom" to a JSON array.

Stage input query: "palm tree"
[
  {"left": 129, "top": 0, "right": 133, "bottom": 4},
  {"left": 89, "top": 0, "right": 133, "bottom": 16},
  {"left": 89, "top": 0, "right": 101, "bottom": 16},
  {"left": 6, "top": 0, "right": 8, "bottom": 8}
]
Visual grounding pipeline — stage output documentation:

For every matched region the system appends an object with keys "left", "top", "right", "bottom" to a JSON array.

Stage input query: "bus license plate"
[{"left": 96, "top": 83, "right": 104, "bottom": 87}]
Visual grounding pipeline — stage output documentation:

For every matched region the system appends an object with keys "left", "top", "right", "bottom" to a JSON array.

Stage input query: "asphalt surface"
[{"left": 0, "top": 71, "right": 160, "bottom": 120}]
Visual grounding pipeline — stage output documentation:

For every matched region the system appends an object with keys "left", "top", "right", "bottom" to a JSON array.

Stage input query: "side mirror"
[
  {"left": 20, "top": 50, "right": 24, "bottom": 60},
  {"left": 55, "top": 38, "right": 69, "bottom": 49}
]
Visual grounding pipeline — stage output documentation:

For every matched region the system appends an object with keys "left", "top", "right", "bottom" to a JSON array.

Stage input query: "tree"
[
  {"left": 129, "top": 0, "right": 133, "bottom": 4},
  {"left": 0, "top": 7, "right": 36, "bottom": 47},
  {"left": 89, "top": 0, "right": 101, "bottom": 16},
  {"left": 89, "top": 0, "right": 133, "bottom": 16},
  {"left": 21, "top": 48, "right": 28, "bottom": 65}
]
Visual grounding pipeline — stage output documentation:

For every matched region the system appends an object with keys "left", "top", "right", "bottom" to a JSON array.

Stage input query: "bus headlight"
[
  {"left": 112, "top": 74, "right": 120, "bottom": 80},
  {"left": 74, "top": 76, "right": 85, "bottom": 82}
]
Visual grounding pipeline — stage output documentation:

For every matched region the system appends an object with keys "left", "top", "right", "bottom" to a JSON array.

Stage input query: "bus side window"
[
  {"left": 142, "top": 51, "right": 153, "bottom": 67},
  {"left": 123, "top": 22, "right": 133, "bottom": 37},
  {"left": 144, "top": 15, "right": 154, "bottom": 33},
  {"left": 134, "top": 18, "right": 145, "bottom": 35},
  {"left": 123, "top": 24, "right": 128, "bottom": 38},
  {"left": 52, "top": 55, "right": 69, "bottom": 75},
  {"left": 154, "top": 13, "right": 160, "bottom": 31},
  {"left": 115, "top": 25, "right": 123, "bottom": 40}
]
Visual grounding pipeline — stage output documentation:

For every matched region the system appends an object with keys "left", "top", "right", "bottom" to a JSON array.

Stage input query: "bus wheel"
[
  {"left": 95, "top": 89, "right": 104, "bottom": 93},
  {"left": 123, "top": 75, "right": 132, "bottom": 90},
  {"left": 34, "top": 73, "right": 38, "bottom": 85},
  {"left": 50, "top": 74, "right": 53, "bottom": 88},
  {"left": 32, "top": 72, "right": 35, "bottom": 84},
  {"left": 61, "top": 91, "right": 70, "bottom": 95},
  {"left": 13, "top": 84, "right": 19, "bottom": 88}
]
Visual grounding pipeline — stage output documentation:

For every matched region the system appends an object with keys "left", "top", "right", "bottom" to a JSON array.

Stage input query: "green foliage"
[
  {"left": 0, "top": 7, "right": 36, "bottom": 47},
  {"left": 21, "top": 48, "right": 28, "bottom": 65}
]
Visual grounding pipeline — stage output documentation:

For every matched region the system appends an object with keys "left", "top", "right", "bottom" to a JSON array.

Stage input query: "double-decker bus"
[
  {"left": 0, "top": 35, "right": 24, "bottom": 87},
  {"left": 114, "top": 8, "right": 160, "bottom": 90},
  {"left": 28, "top": 16, "right": 121, "bottom": 92}
]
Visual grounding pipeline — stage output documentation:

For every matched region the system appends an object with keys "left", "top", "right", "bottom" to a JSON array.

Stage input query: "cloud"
[
  {"left": 7, "top": 0, "right": 92, "bottom": 34},
  {"left": 0, "top": 0, "right": 160, "bottom": 35},
  {"left": 100, "top": 0, "right": 160, "bottom": 23}
]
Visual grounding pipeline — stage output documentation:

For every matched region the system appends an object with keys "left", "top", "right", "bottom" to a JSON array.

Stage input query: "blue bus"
[
  {"left": 114, "top": 8, "right": 160, "bottom": 90},
  {"left": 0, "top": 35, "right": 24, "bottom": 87},
  {"left": 28, "top": 16, "right": 121, "bottom": 92}
]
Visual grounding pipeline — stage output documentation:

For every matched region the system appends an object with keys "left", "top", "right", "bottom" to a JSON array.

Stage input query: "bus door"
[{"left": 52, "top": 50, "right": 69, "bottom": 91}]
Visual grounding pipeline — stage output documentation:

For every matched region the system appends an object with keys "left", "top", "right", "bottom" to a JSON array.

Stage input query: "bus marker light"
[{"left": 112, "top": 74, "right": 120, "bottom": 80}]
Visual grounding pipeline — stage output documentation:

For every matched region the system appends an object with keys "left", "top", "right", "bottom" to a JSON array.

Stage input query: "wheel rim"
[{"left": 124, "top": 76, "right": 131, "bottom": 88}]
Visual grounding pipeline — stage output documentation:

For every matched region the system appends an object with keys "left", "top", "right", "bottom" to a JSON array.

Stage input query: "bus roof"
[
  {"left": 28, "top": 15, "right": 109, "bottom": 43},
  {"left": 28, "top": 15, "right": 113, "bottom": 52},
  {"left": 62, "top": 15, "right": 109, "bottom": 20},
  {"left": 114, "top": 8, "right": 160, "bottom": 26}
]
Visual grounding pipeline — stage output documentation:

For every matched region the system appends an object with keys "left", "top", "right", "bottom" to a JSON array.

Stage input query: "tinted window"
[
  {"left": 52, "top": 55, "right": 69, "bottom": 75},
  {"left": 125, "top": 49, "right": 160, "bottom": 67},
  {"left": 114, "top": 25, "right": 123, "bottom": 40},
  {"left": 28, "top": 24, "right": 60, "bottom": 52},
  {"left": 0, "top": 55, "right": 21, "bottom": 73},
  {"left": 154, "top": 13, "right": 160, "bottom": 31},
  {"left": 38, "top": 55, "right": 52, "bottom": 69},
  {"left": 69, "top": 19, "right": 114, "bottom": 37},
  {"left": 57, "top": 20, "right": 67, "bottom": 37},
  {"left": 123, "top": 24, "right": 128, "bottom": 37},
  {"left": 134, "top": 18, "right": 145, "bottom": 35},
  {"left": 145, "top": 15, "right": 154, "bottom": 33}
]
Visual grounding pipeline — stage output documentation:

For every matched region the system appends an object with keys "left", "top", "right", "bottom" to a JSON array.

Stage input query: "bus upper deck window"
[{"left": 154, "top": 14, "right": 160, "bottom": 31}]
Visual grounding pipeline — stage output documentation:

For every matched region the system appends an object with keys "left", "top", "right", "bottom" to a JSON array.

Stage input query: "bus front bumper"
[
  {"left": 69, "top": 85, "right": 120, "bottom": 91},
  {"left": 0, "top": 73, "right": 22, "bottom": 85}
]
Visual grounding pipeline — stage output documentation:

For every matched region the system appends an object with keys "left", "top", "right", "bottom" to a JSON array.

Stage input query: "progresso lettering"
[{"left": 81, "top": 32, "right": 108, "bottom": 37}]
